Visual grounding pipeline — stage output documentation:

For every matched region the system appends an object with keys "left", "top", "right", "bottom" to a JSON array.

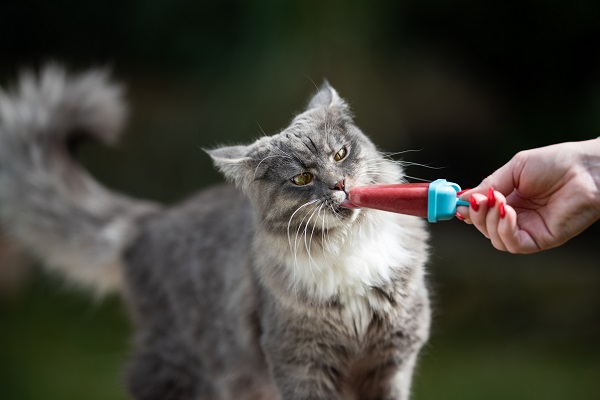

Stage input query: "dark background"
[{"left": 1, "top": 1, "right": 599, "bottom": 399}]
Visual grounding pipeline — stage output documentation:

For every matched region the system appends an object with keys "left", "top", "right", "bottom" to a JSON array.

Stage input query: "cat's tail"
[{"left": 0, "top": 64, "right": 159, "bottom": 295}]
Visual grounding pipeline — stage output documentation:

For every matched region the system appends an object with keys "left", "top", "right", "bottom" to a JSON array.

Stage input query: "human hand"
[{"left": 456, "top": 138, "right": 600, "bottom": 254}]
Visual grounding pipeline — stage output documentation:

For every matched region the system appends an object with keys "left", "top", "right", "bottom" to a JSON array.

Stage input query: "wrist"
[{"left": 583, "top": 138, "right": 600, "bottom": 214}]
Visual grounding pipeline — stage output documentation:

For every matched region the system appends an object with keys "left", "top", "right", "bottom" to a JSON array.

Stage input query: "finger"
[
  {"left": 497, "top": 205, "right": 540, "bottom": 254},
  {"left": 496, "top": 202, "right": 520, "bottom": 253},
  {"left": 467, "top": 193, "right": 490, "bottom": 238},
  {"left": 456, "top": 205, "right": 472, "bottom": 224},
  {"left": 457, "top": 189, "right": 474, "bottom": 223},
  {"left": 485, "top": 190, "right": 508, "bottom": 251},
  {"left": 475, "top": 154, "right": 524, "bottom": 197},
  {"left": 462, "top": 153, "right": 524, "bottom": 205}
]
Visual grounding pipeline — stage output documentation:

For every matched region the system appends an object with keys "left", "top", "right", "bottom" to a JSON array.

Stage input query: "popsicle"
[{"left": 346, "top": 179, "right": 469, "bottom": 222}]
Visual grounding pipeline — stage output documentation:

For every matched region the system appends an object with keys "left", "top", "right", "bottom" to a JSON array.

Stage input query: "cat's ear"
[
  {"left": 306, "top": 81, "right": 348, "bottom": 111},
  {"left": 206, "top": 145, "right": 255, "bottom": 190}
]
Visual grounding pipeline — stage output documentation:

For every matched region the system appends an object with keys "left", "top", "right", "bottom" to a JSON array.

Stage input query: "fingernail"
[
  {"left": 487, "top": 188, "right": 496, "bottom": 208},
  {"left": 455, "top": 212, "right": 465, "bottom": 221},
  {"left": 499, "top": 202, "right": 506, "bottom": 219},
  {"left": 469, "top": 196, "right": 480, "bottom": 212},
  {"left": 457, "top": 188, "right": 472, "bottom": 196}
]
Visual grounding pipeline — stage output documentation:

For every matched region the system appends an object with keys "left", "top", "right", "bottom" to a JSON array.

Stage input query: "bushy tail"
[{"left": 0, "top": 64, "right": 158, "bottom": 295}]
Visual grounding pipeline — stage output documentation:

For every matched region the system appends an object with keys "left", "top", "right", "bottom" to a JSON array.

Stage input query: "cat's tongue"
[
  {"left": 340, "top": 199, "right": 361, "bottom": 209},
  {"left": 345, "top": 179, "right": 468, "bottom": 223}
]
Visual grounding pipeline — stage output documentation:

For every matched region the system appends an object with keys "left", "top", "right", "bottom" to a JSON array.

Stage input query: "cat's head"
[{"left": 207, "top": 83, "right": 404, "bottom": 234}]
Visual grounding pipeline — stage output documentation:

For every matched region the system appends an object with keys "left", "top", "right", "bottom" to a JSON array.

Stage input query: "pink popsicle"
[{"left": 348, "top": 183, "right": 430, "bottom": 218}]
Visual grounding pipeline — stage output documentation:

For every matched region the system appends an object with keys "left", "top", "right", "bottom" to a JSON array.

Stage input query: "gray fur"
[
  {"left": 0, "top": 65, "right": 158, "bottom": 294},
  {"left": 0, "top": 66, "right": 431, "bottom": 399}
]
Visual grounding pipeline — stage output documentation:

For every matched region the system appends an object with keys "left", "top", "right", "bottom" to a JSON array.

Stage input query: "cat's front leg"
[
  {"left": 267, "top": 355, "right": 344, "bottom": 400},
  {"left": 261, "top": 332, "right": 345, "bottom": 400},
  {"left": 353, "top": 351, "right": 419, "bottom": 400}
]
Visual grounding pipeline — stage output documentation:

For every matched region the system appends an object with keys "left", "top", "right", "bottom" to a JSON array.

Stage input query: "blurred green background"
[{"left": 1, "top": 1, "right": 599, "bottom": 399}]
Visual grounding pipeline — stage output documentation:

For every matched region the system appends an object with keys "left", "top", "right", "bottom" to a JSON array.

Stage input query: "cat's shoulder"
[
  {"left": 176, "top": 183, "right": 249, "bottom": 213},
  {"left": 137, "top": 183, "right": 251, "bottom": 233}
]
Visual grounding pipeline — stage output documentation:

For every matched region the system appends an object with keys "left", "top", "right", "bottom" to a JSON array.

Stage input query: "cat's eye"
[
  {"left": 292, "top": 172, "right": 313, "bottom": 186},
  {"left": 334, "top": 146, "right": 348, "bottom": 161}
]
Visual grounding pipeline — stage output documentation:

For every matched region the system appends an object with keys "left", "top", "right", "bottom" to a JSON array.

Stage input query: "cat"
[{"left": 0, "top": 65, "right": 431, "bottom": 400}]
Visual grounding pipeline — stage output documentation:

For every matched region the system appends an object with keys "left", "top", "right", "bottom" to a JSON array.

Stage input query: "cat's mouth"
[
  {"left": 334, "top": 186, "right": 361, "bottom": 215},
  {"left": 340, "top": 199, "right": 360, "bottom": 209},
  {"left": 333, "top": 193, "right": 361, "bottom": 222},
  {"left": 325, "top": 185, "right": 361, "bottom": 222}
]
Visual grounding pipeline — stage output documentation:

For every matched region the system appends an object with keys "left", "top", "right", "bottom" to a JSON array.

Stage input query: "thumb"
[{"left": 471, "top": 155, "right": 523, "bottom": 197}]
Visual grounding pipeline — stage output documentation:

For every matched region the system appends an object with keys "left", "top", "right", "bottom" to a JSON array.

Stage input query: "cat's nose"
[{"left": 332, "top": 179, "right": 345, "bottom": 191}]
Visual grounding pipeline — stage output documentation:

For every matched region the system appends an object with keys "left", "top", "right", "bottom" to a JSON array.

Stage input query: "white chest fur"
[{"left": 284, "top": 211, "right": 426, "bottom": 335}]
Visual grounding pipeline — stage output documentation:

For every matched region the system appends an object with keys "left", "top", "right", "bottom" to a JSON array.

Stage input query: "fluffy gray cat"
[{"left": 0, "top": 66, "right": 430, "bottom": 400}]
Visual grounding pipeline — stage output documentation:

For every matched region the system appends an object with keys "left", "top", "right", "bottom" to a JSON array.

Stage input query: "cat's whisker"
[
  {"left": 293, "top": 203, "right": 319, "bottom": 268},
  {"left": 358, "top": 167, "right": 401, "bottom": 176},
  {"left": 378, "top": 149, "right": 423, "bottom": 158},
  {"left": 304, "top": 203, "right": 320, "bottom": 262},
  {"left": 256, "top": 121, "right": 268, "bottom": 137},
  {"left": 308, "top": 204, "right": 323, "bottom": 265},
  {"left": 324, "top": 109, "right": 331, "bottom": 146},
  {"left": 363, "top": 162, "right": 407, "bottom": 170},
  {"left": 320, "top": 206, "right": 329, "bottom": 259},
  {"left": 319, "top": 201, "right": 341, "bottom": 251},
  {"left": 293, "top": 210, "right": 309, "bottom": 261},
  {"left": 362, "top": 164, "right": 400, "bottom": 172},
  {"left": 364, "top": 157, "right": 403, "bottom": 163},
  {"left": 359, "top": 169, "right": 399, "bottom": 176},
  {"left": 356, "top": 173, "right": 401, "bottom": 182},
  {"left": 354, "top": 170, "right": 402, "bottom": 183},
  {"left": 305, "top": 204, "right": 323, "bottom": 288},
  {"left": 320, "top": 206, "right": 336, "bottom": 260},
  {"left": 328, "top": 203, "right": 343, "bottom": 224},
  {"left": 273, "top": 143, "right": 303, "bottom": 165},
  {"left": 363, "top": 164, "right": 381, "bottom": 169},
  {"left": 253, "top": 155, "right": 293, "bottom": 179},
  {"left": 366, "top": 155, "right": 411, "bottom": 162},
  {"left": 402, "top": 175, "right": 433, "bottom": 182},
  {"left": 253, "top": 216, "right": 270, "bottom": 238},
  {"left": 365, "top": 158, "right": 443, "bottom": 170},
  {"left": 324, "top": 211, "right": 333, "bottom": 254},
  {"left": 287, "top": 199, "right": 319, "bottom": 252},
  {"left": 362, "top": 163, "right": 394, "bottom": 169},
  {"left": 321, "top": 207, "right": 333, "bottom": 254},
  {"left": 363, "top": 171, "right": 401, "bottom": 178},
  {"left": 305, "top": 75, "right": 320, "bottom": 92},
  {"left": 399, "top": 162, "right": 443, "bottom": 170}
]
